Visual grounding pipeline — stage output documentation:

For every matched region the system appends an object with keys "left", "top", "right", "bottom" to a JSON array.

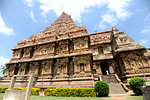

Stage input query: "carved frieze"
[
  {"left": 103, "top": 44, "right": 112, "bottom": 54},
  {"left": 112, "top": 30, "right": 145, "bottom": 52},
  {"left": 56, "top": 40, "right": 69, "bottom": 55},
  {"left": 122, "top": 52, "right": 150, "bottom": 74},
  {"left": 90, "top": 32, "right": 111, "bottom": 45},
  {"left": 73, "top": 55, "right": 91, "bottom": 73},
  {"left": 17, "top": 63, "right": 26, "bottom": 75},
  {"left": 5, "top": 64, "right": 16, "bottom": 77},
  {"left": 22, "top": 47, "right": 32, "bottom": 60},
  {"left": 29, "top": 62, "right": 39, "bottom": 77},
  {"left": 73, "top": 37, "right": 89, "bottom": 53},
  {"left": 41, "top": 60, "right": 53, "bottom": 75},
  {"left": 10, "top": 49, "right": 22, "bottom": 61},
  {"left": 53, "top": 58, "right": 69, "bottom": 78},
  {"left": 90, "top": 46, "right": 98, "bottom": 55},
  {"left": 33, "top": 43, "right": 55, "bottom": 58}
]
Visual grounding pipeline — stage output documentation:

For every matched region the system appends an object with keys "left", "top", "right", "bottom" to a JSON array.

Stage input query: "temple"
[{"left": 1, "top": 12, "right": 150, "bottom": 94}]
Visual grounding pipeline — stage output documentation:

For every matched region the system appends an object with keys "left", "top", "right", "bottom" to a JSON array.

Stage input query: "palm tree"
[{"left": 0, "top": 65, "right": 7, "bottom": 75}]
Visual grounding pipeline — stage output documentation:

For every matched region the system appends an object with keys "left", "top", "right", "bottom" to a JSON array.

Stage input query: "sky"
[{"left": 0, "top": 0, "right": 150, "bottom": 72}]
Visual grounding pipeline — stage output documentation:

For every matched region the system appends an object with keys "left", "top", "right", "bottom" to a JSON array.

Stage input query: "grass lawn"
[{"left": 0, "top": 93, "right": 142, "bottom": 100}]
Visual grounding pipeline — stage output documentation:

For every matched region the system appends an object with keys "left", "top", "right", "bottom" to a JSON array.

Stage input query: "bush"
[
  {"left": 44, "top": 87, "right": 95, "bottom": 97},
  {"left": 129, "top": 77, "right": 146, "bottom": 95},
  {"left": 0, "top": 87, "right": 8, "bottom": 93},
  {"left": 44, "top": 88, "right": 55, "bottom": 96},
  {"left": 94, "top": 81, "right": 109, "bottom": 97},
  {"left": 31, "top": 88, "right": 40, "bottom": 96},
  {"left": 0, "top": 87, "right": 40, "bottom": 95}
]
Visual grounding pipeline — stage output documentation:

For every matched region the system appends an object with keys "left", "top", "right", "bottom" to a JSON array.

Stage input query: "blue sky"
[{"left": 0, "top": 0, "right": 150, "bottom": 68}]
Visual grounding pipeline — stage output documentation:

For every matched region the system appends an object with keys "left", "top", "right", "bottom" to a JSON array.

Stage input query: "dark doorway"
[
  {"left": 25, "top": 63, "right": 30, "bottom": 74},
  {"left": 38, "top": 62, "right": 42, "bottom": 77},
  {"left": 30, "top": 47, "right": 35, "bottom": 58},
  {"left": 14, "top": 64, "right": 19, "bottom": 75},
  {"left": 100, "top": 62, "right": 110, "bottom": 75},
  {"left": 19, "top": 49, "right": 24, "bottom": 60}
]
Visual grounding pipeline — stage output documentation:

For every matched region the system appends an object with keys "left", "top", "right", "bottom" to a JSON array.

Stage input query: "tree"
[
  {"left": 0, "top": 65, "right": 7, "bottom": 75},
  {"left": 0, "top": 76, "right": 3, "bottom": 80}
]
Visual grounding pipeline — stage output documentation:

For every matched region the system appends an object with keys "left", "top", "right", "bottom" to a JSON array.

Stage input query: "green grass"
[{"left": 0, "top": 93, "right": 142, "bottom": 100}]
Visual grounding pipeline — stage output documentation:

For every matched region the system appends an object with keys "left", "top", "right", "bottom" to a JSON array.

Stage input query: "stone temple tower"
[{"left": 1, "top": 12, "right": 150, "bottom": 94}]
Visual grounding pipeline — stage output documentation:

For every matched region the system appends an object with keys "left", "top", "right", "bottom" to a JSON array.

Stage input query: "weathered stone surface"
[
  {"left": 3, "top": 89, "right": 26, "bottom": 100},
  {"left": 141, "top": 82, "right": 150, "bottom": 100}
]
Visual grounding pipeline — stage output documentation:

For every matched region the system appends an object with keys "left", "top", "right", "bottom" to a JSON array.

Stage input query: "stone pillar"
[
  {"left": 109, "top": 62, "right": 115, "bottom": 74},
  {"left": 35, "top": 62, "right": 40, "bottom": 78},
  {"left": 84, "top": 63, "right": 91, "bottom": 72},
  {"left": 74, "top": 63, "right": 80, "bottom": 73},
  {"left": 95, "top": 62, "right": 102, "bottom": 75},
  {"left": 141, "top": 82, "right": 150, "bottom": 100}
]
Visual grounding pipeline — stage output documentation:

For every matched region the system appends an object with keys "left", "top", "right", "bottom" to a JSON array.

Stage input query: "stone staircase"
[{"left": 101, "top": 75, "right": 127, "bottom": 94}]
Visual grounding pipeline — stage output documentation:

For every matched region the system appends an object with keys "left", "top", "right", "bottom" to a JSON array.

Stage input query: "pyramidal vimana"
[{"left": 1, "top": 12, "right": 150, "bottom": 94}]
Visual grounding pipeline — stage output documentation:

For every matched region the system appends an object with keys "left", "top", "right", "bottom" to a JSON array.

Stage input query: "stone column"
[
  {"left": 95, "top": 62, "right": 102, "bottom": 75},
  {"left": 84, "top": 63, "right": 91, "bottom": 73},
  {"left": 74, "top": 63, "right": 80, "bottom": 73},
  {"left": 141, "top": 82, "right": 150, "bottom": 100},
  {"left": 108, "top": 61, "right": 115, "bottom": 74}
]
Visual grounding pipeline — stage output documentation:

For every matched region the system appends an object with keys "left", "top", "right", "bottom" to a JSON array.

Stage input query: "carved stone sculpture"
[{"left": 2, "top": 12, "right": 150, "bottom": 89}]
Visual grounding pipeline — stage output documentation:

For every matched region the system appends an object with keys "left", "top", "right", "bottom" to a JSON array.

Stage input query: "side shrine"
[{"left": 1, "top": 12, "right": 150, "bottom": 94}]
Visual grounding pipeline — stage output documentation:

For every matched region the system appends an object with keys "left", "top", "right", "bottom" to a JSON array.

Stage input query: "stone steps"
[{"left": 101, "top": 75, "right": 126, "bottom": 94}]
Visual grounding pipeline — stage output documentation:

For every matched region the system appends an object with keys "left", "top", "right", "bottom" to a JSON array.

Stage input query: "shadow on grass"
[{"left": 130, "top": 93, "right": 142, "bottom": 96}]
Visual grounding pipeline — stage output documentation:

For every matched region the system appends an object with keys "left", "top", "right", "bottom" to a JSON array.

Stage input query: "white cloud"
[
  {"left": 0, "top": 13, "right": 13, "bottom": 36},
  {"left": 145, "top": 13, "right": 150, "bottom": 22},
  {"left": 139, "top": 39, "right": 148, "bottom": 44},
  {"left": 141, "top": 29, "right": 150, "bottom": 34},
  {"left": 0, "top": 56, "right": 9, "bottom": 66},
  {"left": 141, "top": 13, "right": 150, "bottom": 34},
  {"left": 25, "top": 0, "right": 33, "bottom": 7},
  {"left": 30, "top": 11, "right": 37, "bottom": 23},
  {"left": 37, "top": 0, "right": 131, "bottom": 23},
  {"left": 99, "top": 0, "right": 131, "bottom": 30},
  {"left": 99, "top": 14, "right": 118, "bottom": 29},
  {"left": 106, "top": 0, "right": 132, "bottom": 19},
  {"left": 37, "top": 0, "right": 106, "bottom": 23}
]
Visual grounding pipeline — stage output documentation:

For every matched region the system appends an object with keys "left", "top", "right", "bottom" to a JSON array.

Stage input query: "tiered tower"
[{"left": 0, "top": 12, "right": 150, "bottom": 94}]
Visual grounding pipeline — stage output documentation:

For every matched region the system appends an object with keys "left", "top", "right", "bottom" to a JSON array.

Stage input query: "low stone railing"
[{"left": 114, "top": 74, "right": 129, "bottom": 92}]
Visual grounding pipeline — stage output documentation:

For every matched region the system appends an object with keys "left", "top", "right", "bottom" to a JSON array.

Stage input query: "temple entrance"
[{"left": 100, "top": 62, "right": 110, "bottom": 75}]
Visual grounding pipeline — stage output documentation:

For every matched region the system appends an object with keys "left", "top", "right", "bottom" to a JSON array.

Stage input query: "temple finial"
[{"left": 112, "top": 25, "right": 116, "bottom": 31}]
